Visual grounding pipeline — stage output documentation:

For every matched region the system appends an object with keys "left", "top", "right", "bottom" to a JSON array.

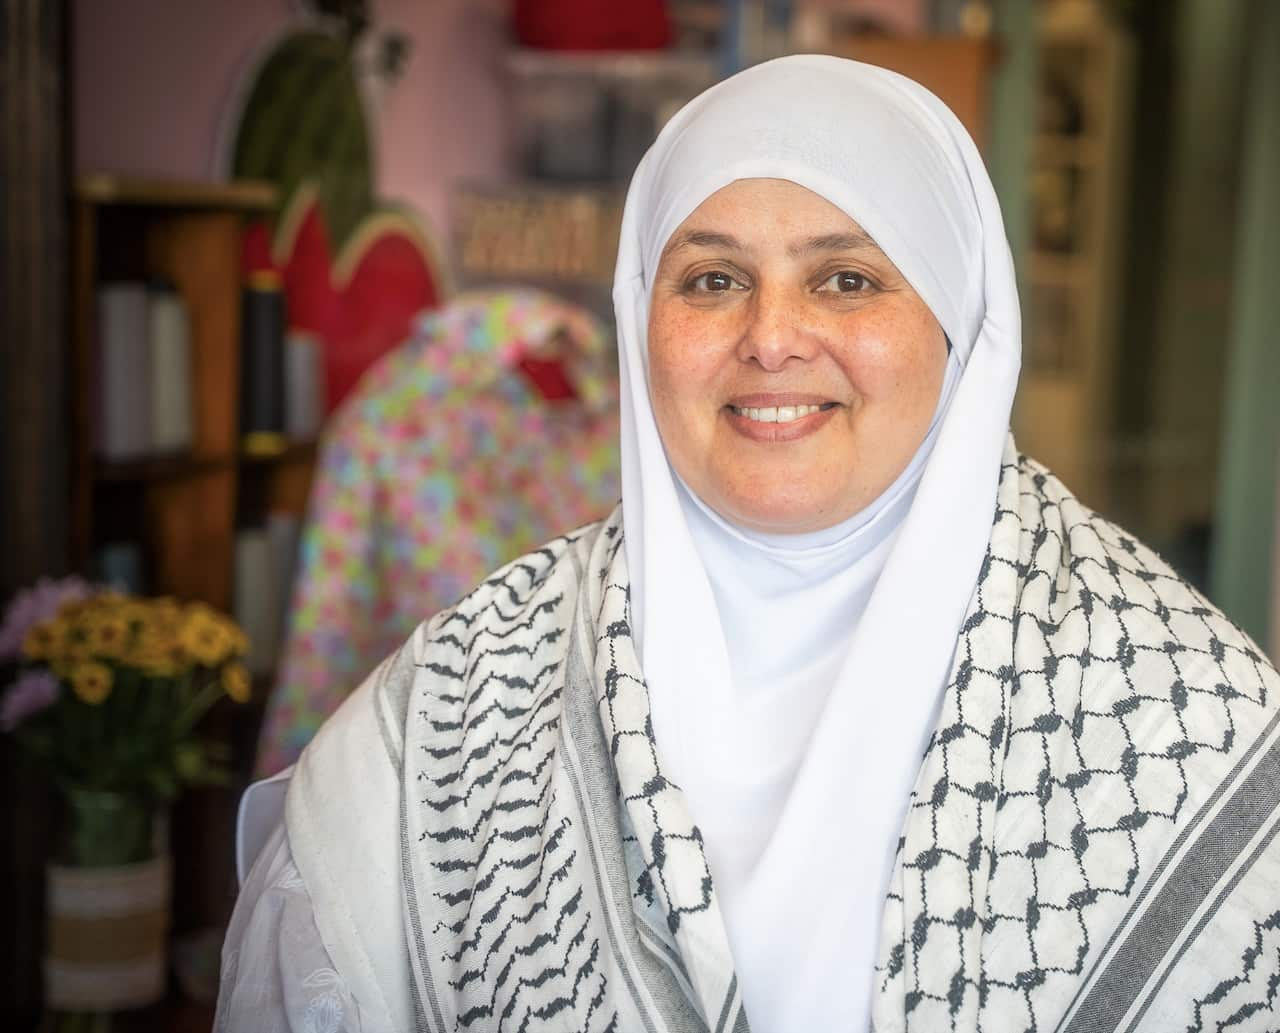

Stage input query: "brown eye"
[
  {"left": 819, "top": 271, "right": 870, "bottom": 293},
  {"left": 692, "top": 271, "right": 741, "bottom": 292}
]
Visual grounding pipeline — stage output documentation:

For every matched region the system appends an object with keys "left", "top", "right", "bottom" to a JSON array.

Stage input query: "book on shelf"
[
  {"left": 95, "top": 283, "right": 152, "bottom": 461},
  {"left": 95, "top": 280, "right": 194, "bottom": 462},
  {"left": 95, "top": 541, "right": 146, "bottom": 595},
  {"left": 284, "top": 331, "right": 324, "bottom": 441},
  {"left": 147, "top": 279, "right": 193, "bottom": 453},
  {"left": 234, "top": 513, "right": 303, "bottom": 678},
  {"left": 239, "top": 271, "right": 287, "bottom": 456}
]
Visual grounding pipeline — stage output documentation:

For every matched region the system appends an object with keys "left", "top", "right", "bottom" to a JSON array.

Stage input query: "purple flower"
[
  {"left": 1, "top": 669, "right": 60, "bottom": 731},
  {"left": 0, "top": 576, "right": 94, "bottom": 659}
]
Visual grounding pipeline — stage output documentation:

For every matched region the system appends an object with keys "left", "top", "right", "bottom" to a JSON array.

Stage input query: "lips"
[
  {"left": 728, "top": 402, "right": 837, "bottom": 424},
  {"left": 725, "top": 392, "right": 840, "bottom": 424},
  {"left": 722, "top": 395, "right": 840, "bottom": 442}
]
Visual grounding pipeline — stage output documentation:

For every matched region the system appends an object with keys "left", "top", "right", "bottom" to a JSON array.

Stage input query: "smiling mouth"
[{"left": 726, "top": 402, "right": 839, "bottom": 424}]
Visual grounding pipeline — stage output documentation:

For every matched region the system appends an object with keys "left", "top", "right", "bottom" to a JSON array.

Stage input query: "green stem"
[{"left": 171, "top": 673, "right": 223, "bottom": 739}]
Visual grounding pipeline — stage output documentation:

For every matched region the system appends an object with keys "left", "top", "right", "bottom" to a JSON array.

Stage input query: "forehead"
[{"left": 659, "top": 177, "right": 886, "bottom": 262}]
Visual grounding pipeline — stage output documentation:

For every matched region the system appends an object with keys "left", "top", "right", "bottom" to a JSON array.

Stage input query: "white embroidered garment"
[
  {"left": 611, "top": 54, "right": 1020, "bottom": 1031},
  {"left": 216, "top": 823, "right": 366, "bottom": 1033},
  {"left": 219, "top": 448, "right": 1280, "bottom": 1032}
]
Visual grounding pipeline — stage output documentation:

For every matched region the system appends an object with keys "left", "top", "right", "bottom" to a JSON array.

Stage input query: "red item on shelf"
[{"left": 513, "top": 0, "right": 671, "bottom": 51}]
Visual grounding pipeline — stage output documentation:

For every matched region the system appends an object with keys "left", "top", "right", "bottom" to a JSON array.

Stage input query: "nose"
[{"left": 736, "top": 284, "right": 818, "bottom": 372}]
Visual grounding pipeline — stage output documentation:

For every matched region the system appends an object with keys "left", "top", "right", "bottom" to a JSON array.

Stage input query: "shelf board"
[
  {"left": 92, "top": 439, "right": 317, "bottom": 482},
  {"left": 94, "top": 451, "right": 232, "bottom": 483},
  {"left": 240, "top": 438, "right": 318, "bottom": 466},
  {"left": 76, "top": 174, "right": 278, "bottom": 212}
]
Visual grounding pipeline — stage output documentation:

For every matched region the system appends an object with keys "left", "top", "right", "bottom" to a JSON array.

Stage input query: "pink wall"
[{"left": 73, "top": 0, "right": 510, "bottom": 237}]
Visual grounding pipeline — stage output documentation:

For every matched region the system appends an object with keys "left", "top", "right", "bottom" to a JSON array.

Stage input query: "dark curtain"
[{"left": 0, "top": 0, "right": 70, "bottom": 1025}]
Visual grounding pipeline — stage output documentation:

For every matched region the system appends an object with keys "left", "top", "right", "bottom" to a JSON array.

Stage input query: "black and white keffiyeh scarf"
[{"left": 293, "top": 444, "right": 1279, "bottom": 1033}]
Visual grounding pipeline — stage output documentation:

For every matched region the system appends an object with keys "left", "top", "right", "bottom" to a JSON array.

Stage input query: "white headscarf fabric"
[{"left": 612, "top": 55, "right": 1021, "bottom": 1031}]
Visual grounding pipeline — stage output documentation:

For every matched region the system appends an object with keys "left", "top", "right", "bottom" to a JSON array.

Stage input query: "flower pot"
[{"left": 43, "top": 789, "right": 171, "bottom": 1016}]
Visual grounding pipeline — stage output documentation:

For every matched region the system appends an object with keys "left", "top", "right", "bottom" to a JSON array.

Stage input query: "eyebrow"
[
  {"left": 787, "top": 231, "right": 881, "bottom": 258},
  {"left": 660, "top": 230, "right": 743, "bottom": 259},
  {"left": 660, "top": 228, "right": 884, "bottom": 262}
]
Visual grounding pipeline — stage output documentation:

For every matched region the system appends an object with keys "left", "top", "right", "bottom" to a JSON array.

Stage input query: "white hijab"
[{"left": 612, "top": 56, "right": 1021, "bottom": 1031}]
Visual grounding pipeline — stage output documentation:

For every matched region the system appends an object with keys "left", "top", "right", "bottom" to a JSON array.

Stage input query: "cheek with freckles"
[
  {"left": 650, "top": 308, "right": 730, "bottom": 383},
  {"left": 647, "top": 310, "right": 724, "bottom": 436},
  {"left": 828, "top": 302, "right": 944, "bottom": 423}
]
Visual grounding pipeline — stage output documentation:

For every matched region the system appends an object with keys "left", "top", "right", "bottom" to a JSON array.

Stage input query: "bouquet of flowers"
[
  {"left": 2, "top": 577, "right": 252, "bottom": 1018},
  {"left": 1, "top": 577, "right": 251, "bottom": 859}
]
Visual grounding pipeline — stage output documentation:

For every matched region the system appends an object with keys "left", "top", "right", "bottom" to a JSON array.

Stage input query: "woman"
[{"left": 217, "top": 56, "right": 1280, "bottom": 1033}]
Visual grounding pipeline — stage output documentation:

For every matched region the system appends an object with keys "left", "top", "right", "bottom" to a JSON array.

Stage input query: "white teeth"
[{"left": 733, "top": 404, "right": 824, "bottom": 424}]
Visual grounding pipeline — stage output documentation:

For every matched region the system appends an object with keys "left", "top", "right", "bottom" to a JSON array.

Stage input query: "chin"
[{"left": 720, "top": 490, "right": 852, "bottom": 536}]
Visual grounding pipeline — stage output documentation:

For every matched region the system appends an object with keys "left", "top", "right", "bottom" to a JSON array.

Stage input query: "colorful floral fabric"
[{"left": 254, "top": 289, "right": 621, "bottom": 775}]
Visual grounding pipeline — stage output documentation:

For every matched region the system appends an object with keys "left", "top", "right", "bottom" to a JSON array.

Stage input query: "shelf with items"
[
  {"left": 1013, "top": 0, "right": 1133, "bottom": 510},
  {"left": 71, "top": 175, "right": 274, "bottom": 604},
  {"left": 453, "top": 182, "right": 624, "bottom": 284},
  {"left": 503, "top": 47, "right": 715, "bottom": 184},
  {"left": 451, "top": 180, "right": 627, "bottom": 321},
  {"left": 71, "top": 174, "right": 321, "bottom": 607},
  {"left": 68, "top": 174, "right": 319, "bottom": 947},
  {"left": 448, "top": 46, "right": 717, "bottom": 319}
]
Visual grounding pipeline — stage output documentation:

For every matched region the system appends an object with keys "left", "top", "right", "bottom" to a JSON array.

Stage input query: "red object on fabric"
[
  {"left": 516, "top": 354, "right": 579, "bottom": 402},
  {"left": 513, "top": 0, "right": 671, "bottom": 50}
]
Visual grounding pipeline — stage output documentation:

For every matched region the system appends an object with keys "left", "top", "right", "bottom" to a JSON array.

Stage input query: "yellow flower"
[
  {"left": 222, "top": 662, "right": 252, "bottom": 704},
  {"left": 70, "top": 661, "right": 113, "bottom": 704},
  {"left": 80, "top": 593, "right": 125, "bottom": 627},
  {"left": 94, "top": 590, "right": 129, "bottom": 610},
  {"left": 60, "top": 620, "right": 95, "bottom": 663},
  {"left": 145, "top": 598, "right": 183, "bottom": 634},
  {"left": 179, "top": 604, "right": 235, "bottom": 667},
  {"left": 85, "top": 613, "right": 130, "bottom": 659},
  {"left": 115, "top": 598, "right": 150, "bottom": 632},
  {"left": 130, "top": 637, "right": 183, "bottom": 679},
  {"left": 21, "top": 619, "right": 61, "bottom": 661},
  {"left": 55, "top": 597, "right": 92, "bottom": 622}
]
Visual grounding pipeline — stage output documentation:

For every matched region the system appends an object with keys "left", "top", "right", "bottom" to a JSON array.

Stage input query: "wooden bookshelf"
[
  {"left": 68, "top": 174, "right": 318, "bottom": 957},
  {"left": 68, "top": 174, "right": 321, "bottom": 607}
]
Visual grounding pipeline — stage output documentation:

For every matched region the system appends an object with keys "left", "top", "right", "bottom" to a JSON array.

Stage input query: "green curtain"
[{"left": 1209, "top": 0, "right": 1280, "bottom": 649}]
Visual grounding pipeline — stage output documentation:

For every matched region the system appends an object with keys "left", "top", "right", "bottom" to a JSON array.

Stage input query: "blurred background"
[{"left": 1, "top": 0, "right": 1277, "bottom": 1028}]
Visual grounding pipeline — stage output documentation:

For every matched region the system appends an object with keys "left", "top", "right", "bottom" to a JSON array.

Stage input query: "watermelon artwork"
[{"left": 231, "top": 25, "right": 445, "bottom": 414}]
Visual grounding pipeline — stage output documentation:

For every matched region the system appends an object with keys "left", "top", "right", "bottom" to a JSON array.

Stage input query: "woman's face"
[{"left": 647, "top": 178, "right": 949, "bottom": 534}]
